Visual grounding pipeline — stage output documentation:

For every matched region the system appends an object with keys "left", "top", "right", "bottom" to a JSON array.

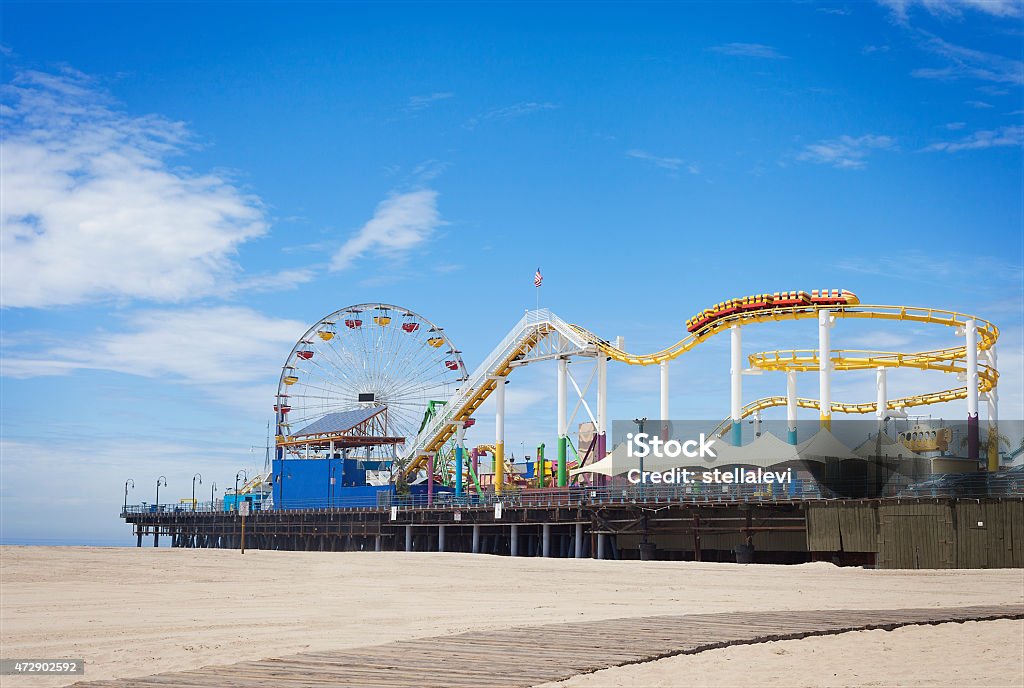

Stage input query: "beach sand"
[
  {"left": 1, "top": 546, "right": 1022, "bottom": 686},
  {"left": 537, "top": 620, "right": 1024, "bottom": 687}
]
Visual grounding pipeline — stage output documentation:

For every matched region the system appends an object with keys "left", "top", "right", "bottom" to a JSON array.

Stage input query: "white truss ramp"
[{"left": 401, "top": 309, "right": 597, "bottom": 476}]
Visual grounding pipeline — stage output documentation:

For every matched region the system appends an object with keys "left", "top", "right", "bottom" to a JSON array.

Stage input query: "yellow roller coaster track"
[
  {"left": 404, "top": 302, "right": 998, "bottom": 477},
  {"left": 570, "top": 303, "right": 998, "bottom": 365},
  {"left": 708, "top": 347, "right": 999, "bottom": 438}
]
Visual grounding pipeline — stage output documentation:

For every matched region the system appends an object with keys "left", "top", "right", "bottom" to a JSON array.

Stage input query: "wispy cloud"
[
  {"left": 862, "top": 44, "right": 891, "bottom": 54},
  {"left": 626, "top": 149, "right": 699, "bottom": 174},
  {"left": 877, "top": 0, "right": 1023, "bottom": 20},
  {"left": 330, "top": 189, "right": 445, "bottom": 271},
  {"left": 818, "top": 6, "right": 853, "bottom": 15},
  {"left": 796, "top": 134, "right": 896, "bottom": 169},
  {"left": 943, "top": 121, "right": 967, "bottom": 130},
  {"left": 0, "top": 68, "right": 268, "bottom": 309},
  {"left": 923, "top": 124, "right": 1024, "bottom": 152},
  {"left": 1, "top": 306, "right": 305, "bottom": 384},
  {"left": 710, "top": 43, "right": 787, "bottom": 59},
  {"left": 464, "top": 101, "right": 558, "bottom": 129},
  {"left": 965, "top": 99, "right": 994, "bottom": 108},
  {"left": 405, "top": 91, "right": 454, "bottom": 112},
  {"left": 910, "top": 34, "right": 1024, "bottom": 85}
]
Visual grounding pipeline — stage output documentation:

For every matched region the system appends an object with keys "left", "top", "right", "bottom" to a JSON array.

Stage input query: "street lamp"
[
  {"left": 155, "top": 476, "right": 167, "bottom": 512},
  {"left": 211, "top": 481, "right": 218, "bottom": 511},
  {"left": 124, "top": 479, "right": 135, "bottom": 513},
  {"left": 235, "top": 470, "right": 248, "bottom": 512},
  {"left": 633, "top": 418, "right": 647, "bottom": 499},
  {"left": 192, "top": 473, "right": 202, "bottom": 512}
]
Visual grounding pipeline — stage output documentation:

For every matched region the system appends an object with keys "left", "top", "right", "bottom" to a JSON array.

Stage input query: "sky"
[{"left": 1, "top": 0, "right": 1022, "bottom": 544}]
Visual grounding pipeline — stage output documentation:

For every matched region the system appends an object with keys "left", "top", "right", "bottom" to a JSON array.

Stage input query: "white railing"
[{"left": 401, "top": 310, "right": 594, "bottom": 464}]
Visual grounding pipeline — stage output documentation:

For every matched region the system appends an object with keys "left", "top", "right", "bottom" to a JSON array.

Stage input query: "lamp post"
[
  {"left": 235, "top": 470, "right": 248, "bottom": 513},
  {"left": 155, "top": 476, "right": 167, "bottom": 512},
  {"left": 211, "top": 481, "right": 218, "bottom": 511},
  {"left": 330, "top": 465, "right": 338, "bottom": 509},
  {"left": 192, "top": 473, "right": 202, "bottom": 512},
  {"left": 124, "top": 478, "right": 134, "bottom": 513},
  {"left": 633, "top": 418, "right": 647, "bottom": 499}
]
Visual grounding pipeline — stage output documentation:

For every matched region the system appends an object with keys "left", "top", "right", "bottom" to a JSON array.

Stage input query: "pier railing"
[{"left": 122, "top": 474, "right": 1023, "bottom": 516}]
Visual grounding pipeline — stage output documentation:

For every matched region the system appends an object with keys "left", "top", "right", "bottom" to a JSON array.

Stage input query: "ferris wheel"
[{"left": 274, "top": 303, "right": 467, "bottom": 460}]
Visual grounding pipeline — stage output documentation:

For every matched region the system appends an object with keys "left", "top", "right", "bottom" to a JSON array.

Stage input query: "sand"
[
  {"left": 1, "top": 547, "right": 1022, "bottom": 687},
  {"left": 538, "top": 620, "right": 1024, "bottom": 687}
]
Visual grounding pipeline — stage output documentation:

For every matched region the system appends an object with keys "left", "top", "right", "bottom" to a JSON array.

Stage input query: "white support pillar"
[
  {"left": 542, "top": 523, "right": 552, "bottom": 558},
  {"left": 986, "top": 344, "right": 999, "bottom": 472},
  {"left": 472, "top": 524, "right": 481, "bottom": 554},
  {"left": 663, "top": 360, "right": 671, "bottom": 436},
  {"left": 818, "top": 310, "right": 832, "bottom": 430},
  {"left": 574, "top": 522, "right": 584, "bottom": 558},
  {"left": 375, "top": 534, "right": 382, "bottom": 552},
  {"left": 966, "top": 319, "right": 980, "bottom": 462},
  {"left": 438, "top": 524, "right": 446, "bottom": 552},
  {"left": 786, "top": 370, "right": 798, "bottom": 445},
  {"left": 557, "top": 358, "right": 568, "bottom": 487},
  {"left": 596, "top": 354, "right": 609, "bottom": 486},
  {"left": 730, "top": 325, "right": 742, "bottom": 446},
  {"left": 510, "top": 524, "right": 519, "bottom": 557},
  {"left": 405, "top": 525, "right": 413, "bottom": 552},
  {"left": 596, "top": 533, "right": 606, "bottom": 560},
  {"left": 875, "top": 367, "right": 887, "bottom": 430}
]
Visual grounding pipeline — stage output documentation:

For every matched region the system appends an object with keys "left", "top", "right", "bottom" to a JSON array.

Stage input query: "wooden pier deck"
[{"left": 74, "top": 604, "right": 1023, "bottom": 687}]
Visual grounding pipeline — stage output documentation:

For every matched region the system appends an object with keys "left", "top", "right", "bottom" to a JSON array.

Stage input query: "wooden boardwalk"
[{"left": 74, "top": 604, "right": 1023, "bottom": 687}]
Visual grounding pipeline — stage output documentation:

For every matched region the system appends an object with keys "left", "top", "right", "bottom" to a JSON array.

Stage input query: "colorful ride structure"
[{"left": 270, "top": 290, "right": 1001, "bottom": 507}]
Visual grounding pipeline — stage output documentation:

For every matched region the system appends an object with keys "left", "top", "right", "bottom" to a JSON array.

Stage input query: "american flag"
[{"left": 534, "top": 267, "right": 543, "bottom": 287}]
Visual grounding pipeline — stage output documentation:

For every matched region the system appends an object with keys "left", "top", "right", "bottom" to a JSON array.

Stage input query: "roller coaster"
[{"left": 272, "top": 290, "right": 1001, "bottom": 501}]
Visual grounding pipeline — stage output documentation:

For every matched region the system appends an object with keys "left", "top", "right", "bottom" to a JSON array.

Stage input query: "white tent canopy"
[
  {"left": 571, "top": 436, "right": 741, "bottom": 477},
  {"left": 797, "top": 428, "right": 862, "bottom": 462},
  {"left": 723, "top": 431, "right": 812, "bottom": 467}
]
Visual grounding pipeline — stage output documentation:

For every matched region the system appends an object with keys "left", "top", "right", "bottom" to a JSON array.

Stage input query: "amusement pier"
[{"left": 123, "top": 291, "right": 1024, "bottom": 569}]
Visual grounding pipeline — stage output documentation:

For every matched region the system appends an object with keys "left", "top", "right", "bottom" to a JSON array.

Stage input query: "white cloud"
[
  {"left": 1, "top": 68, "right": 269, "bottom": 308},
  {"left": 625, "top": 150, "right": 701, "bottom": 175},
  {"left": 2, "top": 306, "right": 306, "bottom": 387},
  {"left": 923, "top": 124, "right": 1024, "bottom": 151},
  {"left": 944, "top": 121, "right": 967, "bottom": 130},
  {"left": 966, "top": 99, "right": 994, "bottom": 108},
  {"left": 405, "top": 92, "right": 454, "bottom": 111},
  {"left": 330, "top": 189, "right": 445, "bottom": 271},
  {"left": 710, "top": 43, "right": 787, "bottom": 59},
  {"left": 464, "top": 102, "right": 558, "bottom": 129},
  {"left": 796, "top": 134, "right": 896, "bottom": 169},
  {"left": 909, "top": 34, "right": 1024, "bottom": 85},
  {"left": 877, "top": 0, "right": 1023, "bottom": 20}
]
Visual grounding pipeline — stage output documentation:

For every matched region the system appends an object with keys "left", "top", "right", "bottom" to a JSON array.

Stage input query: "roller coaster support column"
[
  {"left": 786, "top": 370, "right": 798, "bottom": 445},
  {"left": 597, "top": 355, "right": 608, "bottom": 486},
  {"left": 454, "top": 422, "right": 465, "bottom": 498},
  {"left": 557, "top": 358, "right": 568, "bottom": 487},
  {"left": 875, "top": 367, "right": 887, "bottom": 431},
  {"left": 495, "top": 376, "right": 506, "bottom": 495},
  {"left": 660, "top": 361, "right": 670, "bottom": 436},
  {"left": 966, "top": 319, "right": 979, "bottom": 462},
  {"left": 427, "top": 452, "right": 434, "bottom": 507},
  {"left": 818, "top": 310, "right": 833, "bottom": 430},
  {"left": 985, "top": 345, "right": 998, "bottom": 472},
  {"left": 730, "top": 325, "right": 742, "bottom": 446}
]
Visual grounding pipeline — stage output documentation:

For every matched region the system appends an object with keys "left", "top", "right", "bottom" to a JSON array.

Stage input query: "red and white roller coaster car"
[{"left": 686, "top": 289, "right": 859, "bottom": 334}]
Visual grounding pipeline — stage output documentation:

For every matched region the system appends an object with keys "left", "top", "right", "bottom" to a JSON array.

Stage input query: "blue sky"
[{"left": 1, "top": 0, "right": 1022, "bottom": 544}]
